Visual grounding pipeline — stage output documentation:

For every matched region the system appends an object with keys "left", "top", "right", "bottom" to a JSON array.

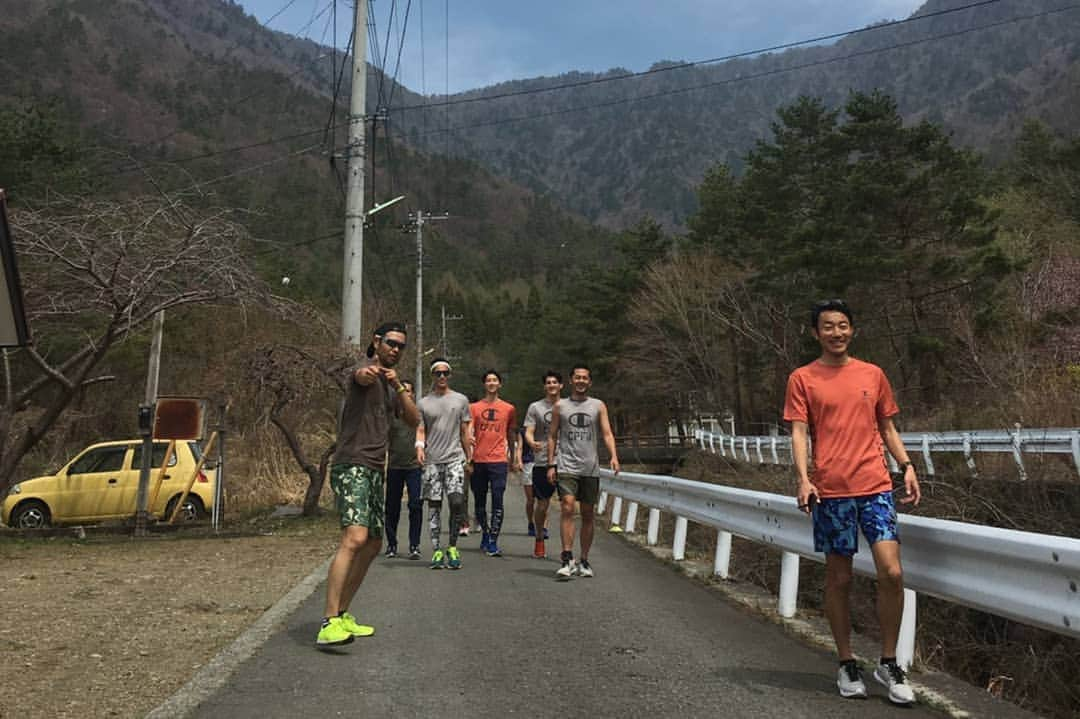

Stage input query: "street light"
[{"left": 366, "top": 195, "right": 405, "bottom": 219}]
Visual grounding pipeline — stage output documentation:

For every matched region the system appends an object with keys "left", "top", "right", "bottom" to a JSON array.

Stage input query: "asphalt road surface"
[{"left": 190, "top": 489, "right": 954, "bottom": 719}]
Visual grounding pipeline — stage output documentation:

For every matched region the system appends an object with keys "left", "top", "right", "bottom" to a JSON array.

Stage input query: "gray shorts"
[
  {"left": 521, "top": 461, "right": 535, "bottom": 486},
  {"left": 423, "top": 460, "right": 467, "bottom": 501},
  {"left": 557, "top": 474, "right": 600, "bottom": 505}
]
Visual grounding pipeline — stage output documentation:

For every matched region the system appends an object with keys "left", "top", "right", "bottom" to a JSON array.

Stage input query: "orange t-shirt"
[
  {"left": 470, "top": 399, "right": 517, "bottom": 464},
  {"left": 782, "top": 358, "right": 899, "bottom": 498}
]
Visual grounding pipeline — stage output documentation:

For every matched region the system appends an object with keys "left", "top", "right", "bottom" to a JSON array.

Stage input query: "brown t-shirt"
[{"left": 333, "top": 358, "right": 398, "bottom": 471}]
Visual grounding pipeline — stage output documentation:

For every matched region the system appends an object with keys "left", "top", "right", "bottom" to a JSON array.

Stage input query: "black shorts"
[{"left": 532, "top": 465, "right": 556, "bottom": 500}]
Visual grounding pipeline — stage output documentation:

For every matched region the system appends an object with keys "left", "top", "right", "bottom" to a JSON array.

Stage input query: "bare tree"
[{"left": 0, "top": 195, "right": 271, "bottom": 492}]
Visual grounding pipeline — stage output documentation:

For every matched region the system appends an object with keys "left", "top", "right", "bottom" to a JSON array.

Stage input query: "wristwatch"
[{"left": 899, "top": 461, "right": 913, "bottom": 472}]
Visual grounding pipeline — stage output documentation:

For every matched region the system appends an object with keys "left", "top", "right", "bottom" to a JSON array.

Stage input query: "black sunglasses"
[
  {"left": 382, "top": 338, "right": 406, "bottom": 350},
  {"left": 432, "top": 370, "right": 450, "bottom": 377}
]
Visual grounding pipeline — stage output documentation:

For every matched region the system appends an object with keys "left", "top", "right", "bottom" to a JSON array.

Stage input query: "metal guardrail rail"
[
  {"left": 694, "top": 427, "right": 1080, "bottom": 479},
  {"left": 598, "top": 469, "right": 1080, "bottom": 670}
]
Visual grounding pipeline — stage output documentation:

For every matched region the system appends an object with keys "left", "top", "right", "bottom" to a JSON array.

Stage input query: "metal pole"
[
  {"left": 134, "top": 309, "right": 164, "bottom": 535},
  {"left": 341, "top": 0, "right": 369, "bottom": 346},
  {"left": 415, "top": 209, "right": 423, "bottom": 391},
  {"left": 673, "top": 516, "right": 687, "bottom": 560},
  {"left": 778, "top": 551, "right": 800, "bottom": 617},
  {"left": 211, "top": 403, "right": 226, "bottom": 532}
]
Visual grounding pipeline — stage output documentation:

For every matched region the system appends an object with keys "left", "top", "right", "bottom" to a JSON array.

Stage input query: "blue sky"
[{"left": 243, "top": 1, "right": 926, "bottom": 93}]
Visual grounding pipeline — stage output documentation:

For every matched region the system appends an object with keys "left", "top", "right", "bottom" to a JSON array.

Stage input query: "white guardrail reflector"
[{"left": 600, "top": 469, "right": 1080, "bottom": 638}]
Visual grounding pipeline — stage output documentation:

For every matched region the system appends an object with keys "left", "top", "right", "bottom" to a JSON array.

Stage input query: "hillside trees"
[{"left": 0, "top": 195, "right": 272, "bottom": 493}]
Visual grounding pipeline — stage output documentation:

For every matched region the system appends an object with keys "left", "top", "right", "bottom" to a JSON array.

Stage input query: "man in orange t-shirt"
[
  {"left": 469, "top": 370, "right": 518, "bottom": 556},
  {"left": 783, "top": 300, "right": 921, "bottom": 705}
]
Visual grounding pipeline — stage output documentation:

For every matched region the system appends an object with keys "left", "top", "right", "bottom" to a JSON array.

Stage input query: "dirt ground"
[{"left": 0, "top": 514, "right": 341, "bottom": 719}]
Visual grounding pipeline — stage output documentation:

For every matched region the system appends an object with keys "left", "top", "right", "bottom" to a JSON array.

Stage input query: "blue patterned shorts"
[{"left": 812, "top": 491, "right": 899, "bottom": 556}]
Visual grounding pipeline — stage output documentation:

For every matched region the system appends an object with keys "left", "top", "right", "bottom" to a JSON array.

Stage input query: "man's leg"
[
  {"left": 384, "top": 468, "right": 405, "bottom": 553},
  {"left": 488, "top": 464, "right": 508, "bottom": 548},
  {"left": 448, "top": 491, "right": 466, "bottom": 549},
  {"left": 325, "top": 524, "right": 373, "bottom": 617},
  {"left": 870, "top": 540, "right": 904, "bottom": 658},
  {"left": 524, "top": 485, "right": 535, "bottom": 529},
  {"left": 560, "top": 493, "right": 577, "bottom": 553},
  {"left": 579, "top": 502, "right": 595, "bottom": 560},
  {"left": 824, "top": 554, "right": 855, "bottom": 660},
  {"left": 339, "top": 527, "right": 382, "bottom": 610},
  {"left": 470, "top": 464, "right": 490, "bottom": 534},
  {"left": 405, "top": 467, "right": 423, "bottom": 552},
  {"left": 532, "top": 497, "right": 550, "bottom": 556}
]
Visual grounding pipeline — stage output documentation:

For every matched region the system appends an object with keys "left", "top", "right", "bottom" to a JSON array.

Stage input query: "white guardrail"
[
  {"left": 694, "top": 427, "right": 1080, "bottom": 479},
  {"left": 597, "top": 469, "right": 1080, "bottom": 670}
]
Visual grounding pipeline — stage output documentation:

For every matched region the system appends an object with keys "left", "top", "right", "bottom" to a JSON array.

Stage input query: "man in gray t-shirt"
[
  {"left": 523, "top": 370, "right": 563, "bottom": 558},
  {"left": 416, "top": 358, "right": 472, "bottom": 569},
  {"left": 546, "top": 364, "right": 619, "bottom": 580}
]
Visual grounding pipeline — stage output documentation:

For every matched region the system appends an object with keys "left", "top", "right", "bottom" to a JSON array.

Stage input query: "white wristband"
[{"left": 415, "top": 440, "right": 425, "bottom": 448}]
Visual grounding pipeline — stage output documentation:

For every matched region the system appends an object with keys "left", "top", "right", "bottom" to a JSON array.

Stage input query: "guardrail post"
[
  {"left": 647, "top": 508, "right": 660, "bottom": 545},
  {"left": 778, "top": 551, "right": 800, "bottom": 617},
  {"left": 921, "top": 435, "right": 935, "bottom": 477},
  {"left": 673, "top": 516, "right": 688, "bottom": 560},
  {"left": 962, "top": 434, "right": 977, "bottom": 477},
  {"left": 1072, "top": 431, "right": 1080, "bottom": 478},
  {"left": 770, "top": 437, "right": 779, "bottom": 464},
  {"left": 1012, "top": 424, "right": 1027, "bottom": 481},
  {"left": 709, "top": 434, "right": 716, "bottom": 454},
  {"left": 625, "top": 502, "right": 639, "bottom": 533},
  {"left": 741, "top": 437, "right": 750, "bottom": 461},
  {"left": 598, "top": 491, "right": 608, "bottom": 515},
  {"left": 897, "top": 588, "right": 917, "bottom": 670},
  {"left": 755, "top": 437, "right": 764, "bottom": 464},
  {"left": 610, "top": 496, "right": 623, "bottom": 527},
  {"left": 714, "top": 530, "right": 732, "bottom": 578}
]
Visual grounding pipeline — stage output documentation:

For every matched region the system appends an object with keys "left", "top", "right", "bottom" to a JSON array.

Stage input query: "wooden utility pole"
[
  {"left": 341, "top": 0, "right": 369, "bottom": 346},
  {"left": 134, "top": 309, "right": 164, "bottom": 535}
]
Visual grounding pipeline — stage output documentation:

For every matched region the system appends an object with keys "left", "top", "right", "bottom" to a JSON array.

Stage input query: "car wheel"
[
  {"left": 12, "top": 500, "right": 52, "bottom": 529},
  {"left": 165, "top": 495, "right": 206, "bottom": 523}
]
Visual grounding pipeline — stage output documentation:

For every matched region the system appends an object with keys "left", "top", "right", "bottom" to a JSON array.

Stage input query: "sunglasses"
[
  {"left": 382, "top": 338, "right": 406, "bottom": 350},
  {"left": 432, "top": 370, "right": 451, "bottom": 377}
]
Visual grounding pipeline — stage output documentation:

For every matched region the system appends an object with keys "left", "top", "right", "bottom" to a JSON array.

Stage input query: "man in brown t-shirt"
[{"left": 316, "top": 321, "right": 419, "bottom": 647}]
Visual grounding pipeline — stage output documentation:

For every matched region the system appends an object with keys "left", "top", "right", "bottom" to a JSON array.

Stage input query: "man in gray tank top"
[
  {"left": 524, "top": 370, "right": 563, "bottom": 558},
  {"left": 416, "top": 358, "right": 473, "bottom": 569},
  {"left": 546, "top": 363, "right": 620, "bottom": 580}
]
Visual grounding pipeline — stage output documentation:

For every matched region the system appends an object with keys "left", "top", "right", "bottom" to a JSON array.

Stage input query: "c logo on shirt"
[
  {"left": 483, "top": 408, "right": 498, "bottom": 421},
  {"left": 543, "top": 411, "right": 552, "bottom": 424},
  {"left": 568, "top": 412, "right": 592, "bottom": 429}
]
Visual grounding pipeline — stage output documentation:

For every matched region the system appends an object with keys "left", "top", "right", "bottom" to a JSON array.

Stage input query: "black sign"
[{"left": 0, "top": 190, "right": 30, "bottom": 347}]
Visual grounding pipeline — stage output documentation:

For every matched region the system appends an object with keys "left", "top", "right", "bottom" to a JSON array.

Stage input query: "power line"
[{"left": 386, "top": 0, "right": 1007, "bottom": 114}]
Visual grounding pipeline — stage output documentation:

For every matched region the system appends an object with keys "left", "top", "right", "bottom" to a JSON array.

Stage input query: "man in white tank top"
[{"left": 546, "top": 364, "right": 620, "bottom": 580}]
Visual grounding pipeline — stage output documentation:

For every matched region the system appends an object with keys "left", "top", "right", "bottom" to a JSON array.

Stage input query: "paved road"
[{"left": 191, "top": 486, "right": 950, "bottom": 719}]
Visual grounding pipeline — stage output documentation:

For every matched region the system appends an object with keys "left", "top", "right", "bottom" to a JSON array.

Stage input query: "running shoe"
[
  {"left": 338, "top": 612, "right": 375, "bottom": 637},
  {"left": 447, "top": 546, "right": 462, "bottom": 569},
  {"left": 556, "top": 559, "right": 575, "bottom": 580},
  {"left": 384, "top": 545, "right": 397, "bottom": 559},
  {"left": 533, "top": 540, "right": 546, "bottom": 559},
  {"left": 486, "top": 542, "right": 502, "bottom": 557},
  {"left": 837, "top": 661, "right": 868, "bottom": 699},
  {"left": 577, "top": 559, "right": 594, "bottom": 578},
  {"left": 874, "top": 661, "right": 915, "bottom": 705},
  {"left": 458, "top": 525, "right": 470, "bottom": 536},
  {"left": 430, "top": 548, "right": 445, "bottom": 569},
  {"left": 315, "top": 617, "right": 355, "bottom": 646},
  {"left": 408, "top": 546, "right": 421, "bottom": 560},
  {"left": 480, "top": 532, "right": 492, "bottom": 554},
  {"left": 527, "top": 523, "right": 536, "bottom": 537}
]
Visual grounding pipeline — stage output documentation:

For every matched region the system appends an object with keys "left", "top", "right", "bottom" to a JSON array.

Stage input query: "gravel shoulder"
[{"left": 0, "top": 515, "right": 339, "bottom": 719}]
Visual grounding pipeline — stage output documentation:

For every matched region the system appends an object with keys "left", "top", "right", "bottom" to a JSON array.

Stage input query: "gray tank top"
[
  {"left": 555, "top": 396, "right": 603, "bottom": 477},
  {"left": 525, "top": 398, "right": 556, "bottom": 467}
]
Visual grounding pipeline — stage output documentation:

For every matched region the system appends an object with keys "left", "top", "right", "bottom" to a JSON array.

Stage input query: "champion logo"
[
  {"left": 543, "top": 411, "right": 552, "bottom": 424},
  {"left": 483, "top": 408, "right": 498, "bottom": 421},
  {"left": 568, "top": 412, "right": 592, "bottom": 429}
]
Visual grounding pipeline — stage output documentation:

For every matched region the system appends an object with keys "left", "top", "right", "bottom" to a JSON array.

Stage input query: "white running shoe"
[
  {"left": 874, "top": 662, "right": 915, "bottom": 705},
  {"left": 837, "top": 662, "right": 868, "bottom": 699},
  {"left": 556, "top": 559, "right": 575, "bottom": 580},
  {"left": 577, "top": 559, "right": 594, "bottom": 578}
]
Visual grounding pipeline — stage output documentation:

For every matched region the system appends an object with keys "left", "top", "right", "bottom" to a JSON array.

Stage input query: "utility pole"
[
  {"left": 134, "top": 309, "right": 165, "bottom": 535},
  {"left": 341, "top": 0, "right": 369, "bottom": 347},
  {"left": 410, "top": 209, "right": 449, "bottom": 392},
  {"left": 440, "top": 305, "right": 463, "bottom": 358}
]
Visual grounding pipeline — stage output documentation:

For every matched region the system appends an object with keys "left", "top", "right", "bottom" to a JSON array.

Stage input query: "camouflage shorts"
[
  {"left": 422, "top": 460, "right": 467, "bottom": 501},
  {"left": 329, "top": 463, "right": 385, "bottom": 537}
]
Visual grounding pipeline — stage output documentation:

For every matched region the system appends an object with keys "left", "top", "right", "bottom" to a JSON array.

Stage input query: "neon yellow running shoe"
[
  {"left": 447, "top": 546, "right": 462, "bottom": 569},
  {"left": 430, "top": 548, "right": 445, "bottom": 569},
  {"left": 339, "top": 612, "right": 375, "bottom": 637},
  {"left": 315, "top": 616, "right": 354, "bottom": 646}
]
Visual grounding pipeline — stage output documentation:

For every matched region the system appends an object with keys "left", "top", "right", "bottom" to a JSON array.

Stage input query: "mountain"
[{"left": 383, "top": 0, "right": 1080, "bottom": 228}]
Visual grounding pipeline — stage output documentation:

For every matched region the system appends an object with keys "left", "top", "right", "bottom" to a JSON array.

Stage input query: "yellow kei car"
[{"left": 2, "top": 440, "right": 216, "bottom": 528}]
